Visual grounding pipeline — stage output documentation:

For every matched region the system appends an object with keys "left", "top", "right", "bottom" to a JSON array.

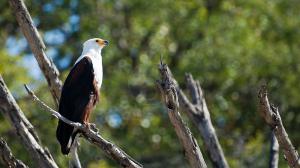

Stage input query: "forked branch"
[
  {"left": 157, "top": 62, "right": 207, "bottom": 168},
  {"left": 158, "top": 65, "right": 228, "bottom": 167},
  {"left": 177, "top": 74, "right": 229, "bottom": 168}
]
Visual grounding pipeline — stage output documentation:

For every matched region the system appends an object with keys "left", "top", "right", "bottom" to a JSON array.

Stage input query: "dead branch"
[
  {"left": 8, "top": 0, "right": 83, "bottom": 166},
  {"left": 176, "top": 74, "right": 229, "bottom": 168},
  {"left": 24, "top": 85, "right": 143, "bottom": 168},
  {"left": 269, "top": 131, "right": 279, "bottom": 168},
  {"left": 9, "top": 0, "right": 62, "bottom": 106},
  {"left": 156, "top": 64, "right": 228, "bottom": 167},
  {"left": 0, "top": 76, "right": 58, "bottom": 168},
  {"left": 0, "top": 137, "right": 28, "bottom": 168},
  {"left": 258, "top": 85, "right": 300, "bottom": 168},
  {"left": 157, "top": 62, "right": 207, "bottom": 168}
]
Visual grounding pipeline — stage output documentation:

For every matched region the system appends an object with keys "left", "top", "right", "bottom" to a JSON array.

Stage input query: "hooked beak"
[
  {"left": 103, "top": 40, "right": 109, "bottom": 46},
  {"left": 96, "top": 39, "right": 109, "bottom": 47}
]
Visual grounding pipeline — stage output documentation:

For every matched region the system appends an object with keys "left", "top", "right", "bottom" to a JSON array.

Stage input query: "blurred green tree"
[{"left": 1, "top": 0, "right": 300, "bottom": 167}]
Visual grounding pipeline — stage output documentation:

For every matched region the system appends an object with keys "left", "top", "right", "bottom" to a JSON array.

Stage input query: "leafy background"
[{"left": 0, "top": 0, "right": 299, "bottom": 167}]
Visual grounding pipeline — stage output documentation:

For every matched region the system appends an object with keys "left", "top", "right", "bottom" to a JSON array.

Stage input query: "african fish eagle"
[{"left": 56, "top": 38, "right": 108, "bottom": 155}]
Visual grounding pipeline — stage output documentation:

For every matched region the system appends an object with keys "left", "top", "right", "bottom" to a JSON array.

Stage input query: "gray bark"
[
  {"left": 259, "top": 85, "right": 300, "bottom": 168},
  {"left": 0, "top": 76, "right": 58, "bottom": 168},
  {"left": 9, "top": 0, "right": 62, "bottom": 106},
  {"left": 157, "top": 63, "right": 207, "bottom": 168},
  {"left": 176, "top": 74, "right": 229, "bottom": 168},
  {"left": 25, "top": 85, "right": 143, "bottom": 168},
  {"left": 0, "top": 137, "right": 28, "bottom": 168},
  {"left": 8, "top": 0, "right": 83, "bottom": 166}
]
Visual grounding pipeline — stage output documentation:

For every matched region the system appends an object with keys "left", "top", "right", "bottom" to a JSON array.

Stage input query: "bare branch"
[
  {"left": 258, "top": 85, "right": 300, "bottom": 168},
  {"left": 8, "top": 0, "right": 83, "bottom": 166},
  {"left": 0, "top": 137, "right": 28, "bottom": 168},
  {"left": 24, "top": 85, "right": 143, "bottom": 168},
  {"left": 0, "top": 76, "right": 58, "bottom": 168},
  {"left": 9, "top": 0, "right": 62, "bottom": 106},
  {"left": 269, "top": 131, "right": 279, "bottom": 168},
  {"left": 176, "top": 74, "right": 229, "bottom": 168},
  {"left": 157, "top": 63, "right": 207, "bottom": 168},
  {"left": 157, "top": 67, "right": 228, "bottom": 167}
]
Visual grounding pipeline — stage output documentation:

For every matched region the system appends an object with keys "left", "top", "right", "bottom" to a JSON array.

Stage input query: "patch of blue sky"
[
  {"left": 22, "top": 54, "right": 43, "bottom": 80},
  {"left": 58, "top": 55, "right": 71, "bottom": 69},
  {"left": 6, "top": 36, "right": 43, "bottom": 80},
  {"left": 70, "top": 14, "right": 80, "bottom": 25},
  {"left": 46, "top": 47, "right": 58, "bottom": 59},
  {"left": 43, "top": 3, "right": 55, "bottom": 13},
  {"left": 106, "top": 111, "right": 123, "bottom": 128},
  {"left": 62, "top": 14, "right": 80, "bottom": 33},
  {"left": 69, "top": 14, "right": 80, "bottom": 32},
  {"left": 44, "top": 29, "right": 66, "bottom": 45},
  {"left": 6, "top": 36, "right": 27, "bottom": 56}
]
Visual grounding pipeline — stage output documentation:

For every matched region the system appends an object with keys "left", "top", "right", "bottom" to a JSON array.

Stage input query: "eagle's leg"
[{"left": 82, "top": 95, "right": 99, "bottom": 132}]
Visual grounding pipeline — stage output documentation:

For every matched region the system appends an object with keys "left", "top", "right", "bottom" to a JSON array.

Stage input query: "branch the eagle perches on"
[
  {"left": 24, "top": 85, "right": 142, "bottom": 168},
  {"left": 8, "top": 0, "right": 143, "bottom": 167}
]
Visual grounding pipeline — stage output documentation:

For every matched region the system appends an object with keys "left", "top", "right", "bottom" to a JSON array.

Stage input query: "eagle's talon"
[{"left": 84, "top": 123, "right": 98, "bottom": 133}]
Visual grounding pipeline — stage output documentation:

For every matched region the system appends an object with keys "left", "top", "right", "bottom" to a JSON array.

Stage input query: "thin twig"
[
  {"left": 24, "top": 85, "right": 142, "bottom": 168},
  {"left": 24, "top": 85, "right": 81, "bottom": 128},
  {"left": 258, "top": 85, "right": 300, "bottom": 168}
]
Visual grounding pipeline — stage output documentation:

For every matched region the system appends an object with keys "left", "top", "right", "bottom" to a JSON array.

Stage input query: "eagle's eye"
[{"left": 95, "top": 40, "right": 99, "bottom": 43}]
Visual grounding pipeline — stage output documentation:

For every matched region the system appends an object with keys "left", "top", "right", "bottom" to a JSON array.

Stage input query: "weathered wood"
[
  {"left": 9, "top": 0, "right": 62, "bottom": 106},
  {"left": 24, "top": 85, "right": 143, "bottom": 168},
  {"left": 176, "top": 74, "right": 229, "bottom": 168},
  {"left": 269, "top": 131, "right": 279, "bottom": 168},
  {"left": 259, "top": 85, "right": 300, "bottom": 168},
  {"left": 8, "top": 0, "right": 83, "bottom": 166},
  {"left": 0, "top": 137, "right": 28, "bottom": 168},
  {"left": 0, "top": 76, "right": 58, "bottom": 168},
  {"left": 157, "top": 63, "right": 207, "bottom": 168}
]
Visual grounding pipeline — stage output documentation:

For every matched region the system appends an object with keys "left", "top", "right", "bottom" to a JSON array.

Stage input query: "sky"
[{"left": 5, "top": 9, "right": 81, "bottom": 80}]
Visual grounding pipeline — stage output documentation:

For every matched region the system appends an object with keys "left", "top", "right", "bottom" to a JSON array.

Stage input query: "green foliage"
[{"left": 1, "top": 0, "right": 300, "bottom": 167}]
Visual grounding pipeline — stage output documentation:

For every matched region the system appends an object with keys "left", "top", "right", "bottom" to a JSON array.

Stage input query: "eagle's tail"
[{"left": 56, "top": 120, "right": 78, "bottom": 155}]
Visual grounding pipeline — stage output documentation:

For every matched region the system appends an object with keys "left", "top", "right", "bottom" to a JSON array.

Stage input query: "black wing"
[{"left": 56, "top": 57, "right": 97, "bottom": 155}]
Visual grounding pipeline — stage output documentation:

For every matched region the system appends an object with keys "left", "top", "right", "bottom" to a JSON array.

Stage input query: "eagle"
[{"left": 56, "top": 38, "right": 108, "bottom": 155}]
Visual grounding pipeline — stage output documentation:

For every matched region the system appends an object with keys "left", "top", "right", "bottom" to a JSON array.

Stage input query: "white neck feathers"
[
  {"left": 75, "top": 47, "right": 102, "bottom": 65},
  {"left": 82, "top": 46, "right": 102, "bottom": 56},
  {"left": 74, "top": 46, "right": 103, "bottom": 89}
]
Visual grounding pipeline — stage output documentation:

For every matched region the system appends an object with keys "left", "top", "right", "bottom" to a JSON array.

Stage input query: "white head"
[{"left": 82, "top": 38, "right": 109, "bottom": 55}]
